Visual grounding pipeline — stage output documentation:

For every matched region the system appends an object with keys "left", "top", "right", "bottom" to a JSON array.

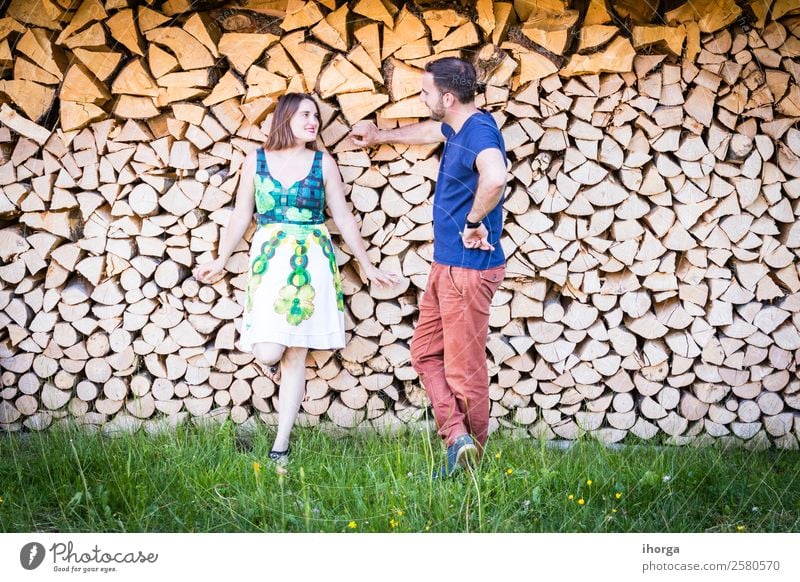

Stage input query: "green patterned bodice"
[{"left": 254, "top": 148, "right": 326, "bottom": 226}]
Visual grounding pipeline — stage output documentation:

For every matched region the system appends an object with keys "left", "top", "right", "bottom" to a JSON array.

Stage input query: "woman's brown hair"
[{"left": 263, "top": 93, "right": 320, "bottom": 151}]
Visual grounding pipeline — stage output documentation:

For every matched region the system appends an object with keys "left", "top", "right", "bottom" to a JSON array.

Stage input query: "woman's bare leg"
[{"left": 272, "top": 346, "right": 309, "bottom": 452}]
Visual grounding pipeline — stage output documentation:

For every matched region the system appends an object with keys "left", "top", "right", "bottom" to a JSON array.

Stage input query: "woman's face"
[{"left": 290, "top": 99, "right": 320, "bottom": 144}]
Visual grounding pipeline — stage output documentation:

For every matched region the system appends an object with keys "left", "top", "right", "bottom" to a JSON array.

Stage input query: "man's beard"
[{"left": 428, "top": 97, "right": 444, "bottom": 121}]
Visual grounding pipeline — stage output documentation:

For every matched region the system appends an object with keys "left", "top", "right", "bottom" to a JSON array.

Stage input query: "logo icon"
[{"left": 20, "top": 542, "right": 46, "bottom": 570}]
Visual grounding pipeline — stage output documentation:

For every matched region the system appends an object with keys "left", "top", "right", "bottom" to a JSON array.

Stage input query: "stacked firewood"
[{"left": 1, "top": 0, "right": 799, "bottom": 448}]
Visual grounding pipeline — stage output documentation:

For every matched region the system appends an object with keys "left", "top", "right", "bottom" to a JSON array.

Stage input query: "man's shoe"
[
  {"left": 433, "top": 434, "right": 477, "bottom": 478},
  {"left": 452, "top": 434, "right": 477, "bottom": 469}
]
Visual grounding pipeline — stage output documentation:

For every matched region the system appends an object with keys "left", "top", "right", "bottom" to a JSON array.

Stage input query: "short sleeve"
[
  {"left": 441, "top": 123, "right": 455, "bottom": 140},
  {"left": 461, "top": 123, "right": 505, "bottom": 171}
]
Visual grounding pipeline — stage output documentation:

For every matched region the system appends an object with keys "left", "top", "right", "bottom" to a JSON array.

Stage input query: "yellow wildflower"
[
  {"left": 348, "top": 521, "right": 357, "bottom": 529},
  {"left": 586, "top": 479, "right": 593, "bottom": 486},
  {"left": 736, "top": 525, "right": 746, "bottom": 532},
  {"left": 506, "top": 468, "right": 513, "bottom": 475},
  {"left": 615, "top": 492, "right": 622, "bottom": 499},
  {"left": 494, "top": 452, "right": 501, "bottom": 459},
  {"left": 390, "top": 518, "right": 398, "bottom": 529},
  {"left": 252, "top": 462, "right": 261, "bottom": 477},
  {"left": 396, "top": 509, "right": 404, "bottom": 516},
  {"left": 568, "top": 494, "right": 574, "bottom": 501},
  {"left": 578, "top": 498, "right": 585, "bottom": 506},
  {"left": 612, "top": 509, "right": 617, "bottom": 513}
]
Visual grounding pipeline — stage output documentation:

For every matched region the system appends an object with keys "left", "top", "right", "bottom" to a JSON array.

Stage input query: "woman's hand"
[
  {"left": 192, "top": 257, "right": 226, "bottom": 284},
  {"left": 363, "top": 264, "right": 401, "bottom": 289}
]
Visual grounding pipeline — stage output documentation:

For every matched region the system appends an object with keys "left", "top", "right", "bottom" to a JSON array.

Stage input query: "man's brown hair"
[{"left": 424, "top": 58, "right": 477, "bottom": 104}]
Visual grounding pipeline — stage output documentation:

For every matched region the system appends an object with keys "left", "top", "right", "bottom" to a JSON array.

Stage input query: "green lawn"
[{"left": 1, "top": 423, "right": 798, "bottom": 533}]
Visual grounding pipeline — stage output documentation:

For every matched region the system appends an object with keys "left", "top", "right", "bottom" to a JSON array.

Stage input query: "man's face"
[{"left": 421, "top": 73, "right": 446, "bottom": 122}]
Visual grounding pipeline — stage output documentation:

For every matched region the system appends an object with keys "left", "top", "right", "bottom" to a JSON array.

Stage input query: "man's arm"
[
  {"left": 350, "top": 120, "right": 445, "bottom": 147},
  {"left": 467, "top": 148, "right": 507, "bottom": 222},
  {"left": 461, "top": 147, "right": 507, "bottom": 251}
]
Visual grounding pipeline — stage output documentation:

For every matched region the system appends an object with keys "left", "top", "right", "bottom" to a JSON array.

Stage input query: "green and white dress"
[{"left": 239, "top": 148, "right": 345, "bottom": 351}]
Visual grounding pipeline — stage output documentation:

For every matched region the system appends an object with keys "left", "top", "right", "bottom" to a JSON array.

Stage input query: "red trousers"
[{"left": 410, "top": 262, "right": 505, "bottom": 452}]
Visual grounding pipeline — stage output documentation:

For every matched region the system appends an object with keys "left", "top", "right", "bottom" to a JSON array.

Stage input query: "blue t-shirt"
[{"left": 434, "top": 110, "right": 506, "bottom": 269}]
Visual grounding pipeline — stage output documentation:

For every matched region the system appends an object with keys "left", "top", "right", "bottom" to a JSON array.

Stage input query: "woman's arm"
[
  {"left": 193, "top": 150, "right": 256, "bottom": 283},
  {"left": 322, "top": 152, "right": 399, "bottom": 288}
]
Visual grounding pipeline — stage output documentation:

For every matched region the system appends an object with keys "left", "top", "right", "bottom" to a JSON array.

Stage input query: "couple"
[{"left": 194, "top": 57, "right": 508, "bottom": 477}]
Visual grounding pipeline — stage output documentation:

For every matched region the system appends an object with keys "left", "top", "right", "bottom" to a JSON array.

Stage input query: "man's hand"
[
  {"left": 462, "top": 223, "right": 494, "bottom": 251},
  {"left": 350, "top": 121, "right": 380, "bottom": 147}
]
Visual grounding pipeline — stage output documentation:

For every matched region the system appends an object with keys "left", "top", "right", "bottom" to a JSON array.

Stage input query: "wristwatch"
[{"left": 465, "top": 219, "right": 482, "bottom": 229}]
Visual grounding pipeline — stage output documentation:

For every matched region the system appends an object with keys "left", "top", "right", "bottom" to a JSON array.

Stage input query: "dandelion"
[
  {"left": 736, "top": 525, "right": 746, "bottom": 532},
  {"left": 348, "top": 521, "right": 357, "bottom": 529},
  {"left": 586, "top": 479, "right": 593, "bottom": 486},
  {"left": 615, "top": 492, "right": 622, "bottom": 500},
  {"left": 389, "top": 518, "right": 398, "bottom": 529},
  {"left": 578, "top": 498, "right": 585, "bottom": 506},
  {"left": 252, "top": 462, "right": 262, "bottom": 477},
  {"left": 568, "top": 494, "right": 574, "bottom": 501},
  {"left": 506, "top": 468, "right": 513, "bottom": 475}
]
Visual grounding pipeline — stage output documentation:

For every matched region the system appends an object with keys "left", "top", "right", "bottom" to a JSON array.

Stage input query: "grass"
[{"left": 1, "top": 422, "right": 799, "bottom": 533}]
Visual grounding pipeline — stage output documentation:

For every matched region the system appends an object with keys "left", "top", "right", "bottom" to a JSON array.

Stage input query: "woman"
[{"left": 193, "top": 93, "right": 398, "bottom": 467}]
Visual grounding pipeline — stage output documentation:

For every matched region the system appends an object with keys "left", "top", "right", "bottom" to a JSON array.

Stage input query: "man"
[{"left": 350, "top": 57, "right": 507, "bottom": 476}]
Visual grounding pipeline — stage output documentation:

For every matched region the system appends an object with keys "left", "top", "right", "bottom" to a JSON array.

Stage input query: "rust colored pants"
[{"left": 410, "top": 262, "right": 505, "bottom": 452}]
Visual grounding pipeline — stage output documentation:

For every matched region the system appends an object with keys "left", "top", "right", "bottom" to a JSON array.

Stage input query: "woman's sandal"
[
  {"left": 268, "top": 448, "right": 290, "bottom": 469},
  {"left": 256, "top": 361, "right": 281, "bottom": 383}
]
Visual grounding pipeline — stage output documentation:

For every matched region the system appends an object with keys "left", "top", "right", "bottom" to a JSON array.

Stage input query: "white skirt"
[{"left": 239, "top": 222, "right": 345, "bottom": 351}]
